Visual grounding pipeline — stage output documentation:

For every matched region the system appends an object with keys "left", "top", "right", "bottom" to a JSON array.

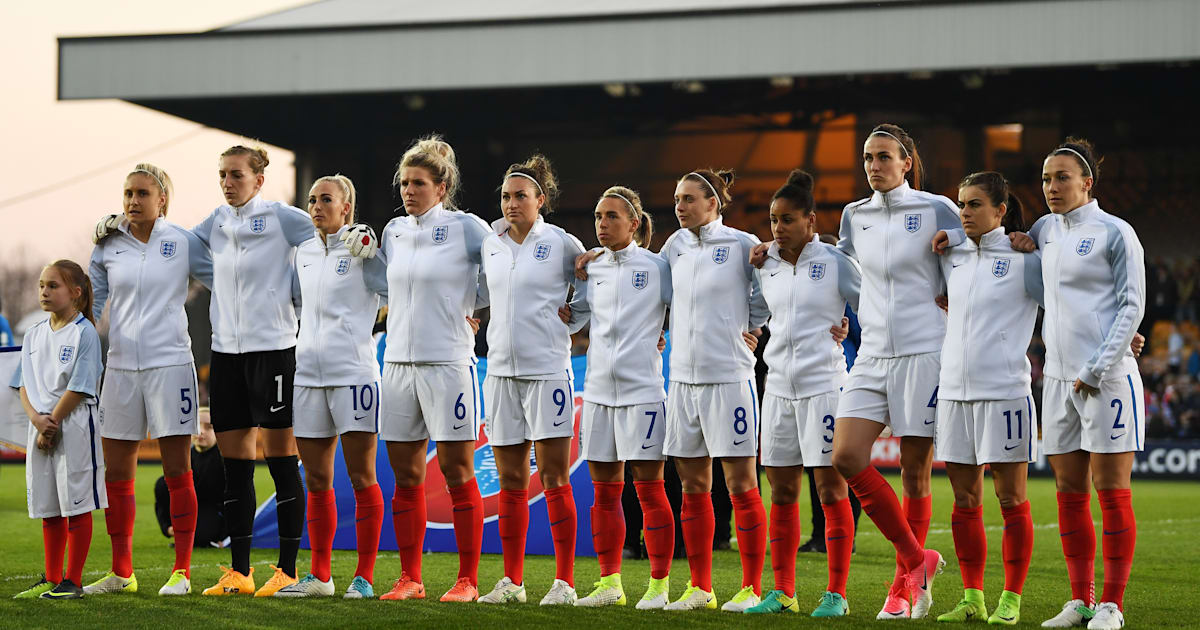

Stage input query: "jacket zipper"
[
  {"left": 882, "top": 195, "right": 895, "bottom": 357},
  {"left": 231, "top": 210, "right": 243, "bottom": 354},
  {"left": 612, "top": 253, "right": 622, "bottom": 401},
  {"left": 962, "top": 248, "right": 981, "bottom": 398}
]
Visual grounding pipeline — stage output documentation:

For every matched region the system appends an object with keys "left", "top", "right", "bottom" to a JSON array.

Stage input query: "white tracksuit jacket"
[
  {"left": 481, "top": 217, "right": 589, "bottom": 379},
  {"left": 380, "top": 204, "right": 491, "bottom": 365},
  {"left": 759, "top": 235, "right": 861, "bottom": 400},
  {"left": 938, "top": 227, "right": 1044, "bottom": 401},
  {"left": 836, "top": 181, "right": 965, "bottom": 359},
  {"left": 293, "top": 225, "right": 389, "bottom": 387},
  {"left": 571, "top": 241, "right": 671, "bottom": 406},
  {"left": 1028, "top": 200, "right": 1145, "bottom": 386},
  {"left": 192, "top": 194, "right": 314, "bottom": 354},
  {"left": 661, "top": 217, "right": 769, "bottom": 385},
  {"left": 89, "top": 217, "right": 213, "bottom": 371}
]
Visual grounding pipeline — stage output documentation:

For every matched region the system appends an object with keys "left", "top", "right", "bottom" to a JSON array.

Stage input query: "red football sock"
[
  {"left": 951, "top": 505, "right": 986, "bottom": 590},
  {"left": 1057, "top": 492, "right": 1096, "bottom": 605},
  {"left": 353, "top": 484, "right": 384, "bottom": 584},
  {"left": 43, "top": 516, "right": 67, "bottom": 584},
  {"left": 1098, "top": 489, "right": 1135, "bottom": 608},
  {"left": 732, "top": 488, "right": 767, "bottom": 595},
  {"left": 165, "top": 472, "right": 197, "bottom": 577},
  {"left": 104, "top": 478, "right": 136, "bottom": 578},
  {"left": 846, "top": 467, "right": 924, "bottom": 572},
  {"left": 545, "top": 485, "right": 577, "bottom": 586},
  {"left": 392, "top": 484, "right": 426, "bottom": 582},
  {"left": 307, "top": 489, "right": 337, "bottom": 582},
  {"left": 448, "top": 479, "right": 483, "bottom": 585},
  {"left": 768, "top": 501, "right": 799, "bottom": 597},
  {"left": 634, "top": 480, "right": 674, "bottom": 580},
  {"left": 681, "top": 492, "right": 715, "bottom": 592},
  {"left": 891, "top": 494, "right": 933, "bottom": 591},
  {"left": 822, "top": 498, "right": 854, "bottom": 597},
  {"left": 591, "top": 481, "right": 625, "bottom": 577},
  {"left": 1001, "top": 500, "right": 1033, "bottom": 594},
  {"left": 498, "top": 488, "right": 529, "bottom": 584},
  {"left": 66, "top": 512, "right": 92, "bottom": 585}
]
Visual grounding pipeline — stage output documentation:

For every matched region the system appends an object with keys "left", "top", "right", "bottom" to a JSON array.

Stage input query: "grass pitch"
[{"left": 0, "top": 464, "right": 1196, "bottom": 629}]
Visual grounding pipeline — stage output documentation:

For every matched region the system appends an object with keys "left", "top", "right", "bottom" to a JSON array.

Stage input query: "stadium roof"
[{"left": 59, "top": 0, "right": 1200, "bottom": 100}]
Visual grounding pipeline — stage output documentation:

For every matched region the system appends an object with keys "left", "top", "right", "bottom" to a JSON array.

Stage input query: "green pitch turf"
[{"left": 0, "top": 463, "right": 1196, "bottom": 628}]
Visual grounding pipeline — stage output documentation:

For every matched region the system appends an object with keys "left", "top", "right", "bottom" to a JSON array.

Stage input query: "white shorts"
[
  {"left": 27, "top": 404, "right": 107, "bottom": 518},
  {"left": 294, "top": 383, "right": 380, "bottom": 438},
  {"left": 381, "top": 363, "right": 481, "bottom": 443},
  {"left": 483, "top": 375, "right": 575, "bottom": 447},
  {"left": 935, "top": 396, "right": 1037, "bottom": 465},
  {"left": 664, "top": 380, "right": 759, "bottom": 459},
  {"left": 580, "top": 401, "right": 667, "bottom": 462},
  {"left": 98, "top": 364, "right": 200, "bottom": 441},
  {"left": 760, "top": 391, "right": 839, "bottom": 468},
  {"left": 1042, "top": 375, "right": 1145, "bottom": 455},
  {"left": 837, "top": 353, "right": 940, "bottom": 438}
]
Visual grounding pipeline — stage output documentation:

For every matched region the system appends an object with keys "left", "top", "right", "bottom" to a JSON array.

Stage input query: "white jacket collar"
[
  {"left": 409, "top": 202, "right": 446, "bottom": 225},
  {"left": 606, "top": 240, "right": 639, "bottom": 262},
  {"left": 231, "top": 193, "right": 263, "bottom": 216},
  {"left": 1061, "top": 199, "right": 1100, "bottom": 227},
  {"left": 871, "top": 181, "right": 912, "bottom": 207},
  {"left": 118, "top": 216, "right": 167, "bottom": 239},
  {"left": 683, "top": 215, "right": 724, "bottom": 242},
  {"left": 317, "top": 224, "right": 349, "bottom": 250},
  {"left": 492, "top": 214, "right": 546, "bottom": 237},
  {"left": 767, "top": 233, "right": 820, "bottom": 264},
  {"left": 968, "top": 226, "right": 1008, "bottom": 252}
]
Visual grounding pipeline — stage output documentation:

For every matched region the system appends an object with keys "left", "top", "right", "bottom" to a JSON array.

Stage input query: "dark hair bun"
[
  {"left": 716, "top": 170, "right": 735, "bottom": 187},
  {"left": 784, "top": 169, "right": 814, "bottom": 192}
]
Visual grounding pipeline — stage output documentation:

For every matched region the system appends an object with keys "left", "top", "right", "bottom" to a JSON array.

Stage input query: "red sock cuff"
[
  {"left": 355, "top": 483, "right": 383, "bottom": 502},
  {"left": 1097, "top": 488, "right": 1131, "bottom": 506},
  {"left": 846, "top": 466, "right": 887, "bottom": 494},
  {"left": 310, "top": 488, "right": 336, "bottom": 502},
  {"left": 395, "top": 484, "right": 424, "bottom": 500},
  {"left": 164, "top": 471, "right": 192, "bottom": 490},
  {"left": 545, "top": 485, "right": 572, "bottom": 498},
  {"left": 1058, "top": 491, "right": 1091, "bottom": 507},
  {"left": 1001, "top": 500, "right": 1031, "bottom": 518},
  {"left": 449, "top": 478, "right": 480, "bottom": 501},
  {"left": 592, "top": 481, "right": 623, "bottom": 502},
  {"left": 907, "top": 494, "right": 933, "bottom": 516},
  {"left": 731, "top": 488, "right": 762, "bottom": 508},
  {"left": 952, "top": 505, "right": 984, "bottom": 518},
  {"left": 107, "top": 478, "right": 136, "bottom": 496}
]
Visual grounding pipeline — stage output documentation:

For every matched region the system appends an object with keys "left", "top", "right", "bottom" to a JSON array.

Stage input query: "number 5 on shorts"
[{"left": 180, "top": 388, "right": 193, "bottom": 415}]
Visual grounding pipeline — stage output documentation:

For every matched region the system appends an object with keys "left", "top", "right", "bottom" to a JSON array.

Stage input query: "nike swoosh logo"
[
  {"left": 770, "top": 271, "right": 781, "bottom": 277},
  {"left": 270, "top": 405, "right": 286, "bottom": 413},
  {"left": 73, "top": 498, "right": 85, "bottom": 505},
  {"left": 172, "top": 512, "right": 191, "bottom": 519},
  {"left": 596, "top": 281, "right": 605, "bottom": 285},
  {"left": 276, "top": 496, "right": 297, "bottom": 505},
  {"left": 952, "top": 263, "right": 963, "bottom": 268},
  {"left": 1059, "top": 529, "right": 1078, "bottom": 537},
  {"left": 490, "top": 252, "right": 499, "bottom": 256},
  {"left": 392, "top": 508, "right": 413, "bottom": 515},
  {"left": 549, "top": 518, "right": 568, "bottom": 527},
  {"left": 179, "top": 418, "right": 191, "bottom": 424},
  {"left": 733, "top": 439, "right": 746, "bottom": 445},
  {"left": 453, "top": 423, "right": 467, "bottom": 430},
  {"left": 676, "top": 252, "right": 685, "bottom": 257},
  {"left": 1103, "top": 528, "right": 1130, "bottom": 536},
  {"left": 1004, "top": 444, "right": 1020, "bottom": 451},
  {"left": 115, "top": 250, "right": 127, "bottom": 254},
  {"left": 923, "top": 418, "right": 935, "bottom": 425},
  {"left": 647, "top": 524, "right": 670, "bottom": 531},
  {"left": 552, "top": 420, "right": 567, "bottom": 427},
  {"left": 827, "top": 535, "right": 847, "bottom": 541},
  {"left": 1110, "top": 432, "right": 1126, "bottom": 440},
  {"left": 681, "top": 516, "right": 698, "bottom": 523},
  {"left": 302, "top": 263, "right": 312, "bottom": 267},
  {"left": 737, "top": 523, "right": 760, "bottom": 532},
  {"left": 769, "top": 537, "right": 782, "bottom": 543},
  {"left": 821, "top": 447, "right": 832, "bottom": 454},
  {"left": 356, "top": 516, "right": 372, "bottom": 522},
  {"left": 354, "top": 414, "right": 367, "bottom": 421},
  {"left": 452, "top": 506, "right": 474, "bottom": 513},
  {"left": 997, "top": 615, "right": 1015, "bottom": 622},
  {"left": 861, "top": 225, "right": 872, "bottom": 231},
  {"left": 641, "top": 443, "right": 658, "bottom": 450}
]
